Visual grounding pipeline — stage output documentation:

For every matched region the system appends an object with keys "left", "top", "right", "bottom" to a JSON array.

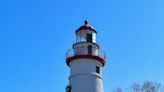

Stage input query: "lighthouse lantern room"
[{"left": 66, "top": 21, "right": 106, "bottom": 92}]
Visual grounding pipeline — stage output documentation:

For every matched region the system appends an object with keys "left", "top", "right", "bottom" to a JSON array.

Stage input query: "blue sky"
[{"left": 0, "top": 0, "right": 164, "bottom": 92}]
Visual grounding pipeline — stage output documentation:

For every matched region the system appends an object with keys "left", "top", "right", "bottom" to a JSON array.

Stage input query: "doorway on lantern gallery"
[
  {"left": 87, "top": 34, "right": 92, "bottom": 42},
  {"left": 88, "top": 45, "right": 92, "bottom": 55}
]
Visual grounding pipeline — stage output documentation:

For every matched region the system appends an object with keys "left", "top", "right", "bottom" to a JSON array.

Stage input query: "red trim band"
[{"left": 66, "top": 55, "right": 106, "bottom": 66}]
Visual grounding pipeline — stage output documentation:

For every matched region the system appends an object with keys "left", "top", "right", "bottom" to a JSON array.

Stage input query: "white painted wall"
[{"left": 69, "top": 59, "right": 104, "bottom": 92}]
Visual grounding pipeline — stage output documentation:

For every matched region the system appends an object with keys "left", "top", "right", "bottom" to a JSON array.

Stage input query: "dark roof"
[{"left": 75, "top": 20, "right": 97, "bottom": 34}]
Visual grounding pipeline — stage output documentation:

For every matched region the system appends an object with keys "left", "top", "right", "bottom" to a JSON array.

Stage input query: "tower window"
[{"left": 96, "top": 66, "right": 100, "bottom": 74}]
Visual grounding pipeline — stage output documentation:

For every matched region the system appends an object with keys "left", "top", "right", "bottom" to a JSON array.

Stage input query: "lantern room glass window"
[{"left": 76, "top": 30, "right": 96, "bottom": 43}]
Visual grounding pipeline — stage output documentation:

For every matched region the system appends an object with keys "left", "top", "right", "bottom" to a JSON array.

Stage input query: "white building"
[{"left": 66, "top": 21, "right": 106, "bottom": 92}]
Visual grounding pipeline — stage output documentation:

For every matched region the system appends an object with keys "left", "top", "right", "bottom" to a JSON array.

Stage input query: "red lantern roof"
[{"left": 75, "top": 20, "right": 97, "bottom": 34}]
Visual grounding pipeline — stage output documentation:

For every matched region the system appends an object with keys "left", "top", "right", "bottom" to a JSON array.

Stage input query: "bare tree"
[
  {"left": 142, "top": 81, "right": 161, "bottom": 92},
  {"left": 159, "top": 86, "right": 164, "bottom": 92},
  {"left": 113, "top": 87, "right": 123, "bottom": 92},
  {"left": 129, "top": 83, "right": 142, "bottom": 92},
  {"left": 113, "top": 81, "right": 162, "bottom": 92}
]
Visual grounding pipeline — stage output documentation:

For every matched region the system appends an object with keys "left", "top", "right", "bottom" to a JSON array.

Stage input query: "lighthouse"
[{"left": 66, "top": 21, "right": 106, "bottom": 92}]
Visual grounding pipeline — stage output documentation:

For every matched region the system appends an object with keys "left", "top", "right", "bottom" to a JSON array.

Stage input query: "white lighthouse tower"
[{"left": 66, "top": 21, "right": 106, "bottom": 92}]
